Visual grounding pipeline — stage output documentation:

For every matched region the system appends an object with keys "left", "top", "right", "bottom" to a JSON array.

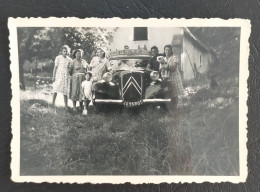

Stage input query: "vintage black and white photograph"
[{"left": 9, "top": 18, "right": 249, "bottom": 183}]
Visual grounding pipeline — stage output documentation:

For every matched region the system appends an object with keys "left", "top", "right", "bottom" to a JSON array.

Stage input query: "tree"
[
  {"left": 18, "top": 27, "right": 40, "bottom": 90},
  {"left": 17, "top": 27, "right": 117, "bottom": 89},
  {"left": 188, "top": 27, "right": 241, "bottom": 78},
  {"left": 60, "top": 27, "right": 116, "bottom": 61}
]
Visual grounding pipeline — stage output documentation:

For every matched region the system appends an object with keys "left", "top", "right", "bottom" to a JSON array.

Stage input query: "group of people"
[
  {"left": 147, "top": 45, "right": 184, "bottom": 109},
  {"left": 52, "top": 46, "right": 110, "bottom": 114},
  {"left": 51, "top": 44, "right": 184, "bottom": 114}
]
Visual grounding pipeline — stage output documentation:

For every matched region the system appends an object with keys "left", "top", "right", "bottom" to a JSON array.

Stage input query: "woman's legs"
[
  {"left": 63, "top": 95, "right": 68, "bottom": 108},
  {"left": 87, "top": 100, "right": 91, "bottom": 109},
  {"left": 52, "top": 93, "right": 68, "bottom": 107},
  {"left": 53, "top": 93, "right": 69, "bottom": 109},
  {"left": 73, "top": 101, "right": 83, "bottom": 111},
  {"left": 80, "top": 101, "right": 83, "bottom": 111},
  {"left": 73, "top": 101, "right": 77, "bottom": 112},
  {"left": 83, "top": 99, "right": 87, "bottom": 111},
  {"left": 171, "top": 96, "right": 178, "bottom": 110},
  {"left": 52, "top": 92, "right": 57, "bottom": 105}
]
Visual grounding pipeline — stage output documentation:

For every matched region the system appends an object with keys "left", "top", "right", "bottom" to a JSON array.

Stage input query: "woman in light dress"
[
  {"left": 52, "top": 46, "right": 72, "bottom": 109},
  {"left": 89, "top": 48, "right": 111, "bottom": 80},
  {"left": 68, "top": 49, "right": 88, "bottom": 112}
]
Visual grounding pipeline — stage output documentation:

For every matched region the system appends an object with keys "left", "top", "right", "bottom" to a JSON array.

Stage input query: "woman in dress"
[
  {"left": 89, "top": 48, "right": 111, "bottom": 80},
  {"left": 52, "top": 46, "right": 72, "bottom": 109},
  {"left": 160, "top": 44, "right": 184, "bottom": 110},
  {"left": 69, "top": 49, "right": 88, "bottom": 112}
]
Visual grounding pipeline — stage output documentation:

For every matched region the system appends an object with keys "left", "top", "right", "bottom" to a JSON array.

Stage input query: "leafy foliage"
[
  {"left": 17, "top": 27, "right": 117, "bottom": 88},
  {"left": 18, "top": 27, "right": 117, "bottom": 61},
  {"left": 188, "top": 27, "right": 241, "bottom": 78}
]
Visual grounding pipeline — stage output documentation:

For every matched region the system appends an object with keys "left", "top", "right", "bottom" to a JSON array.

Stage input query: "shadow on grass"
[
  {"left": 26, "top": 99, "right": 50, "bottom": 107},
  {"left": 92, "top": 103, "right": 172, "bottom": 117}
]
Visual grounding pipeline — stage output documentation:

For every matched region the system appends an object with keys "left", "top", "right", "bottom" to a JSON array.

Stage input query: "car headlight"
[
  {"left": 102, "top": 72, "right": 113, "bottom": 83},
  {"left": 150, "top": 71, "right": 160, "bottom": 81}
]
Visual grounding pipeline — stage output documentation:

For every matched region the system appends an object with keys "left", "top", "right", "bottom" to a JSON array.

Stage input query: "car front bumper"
[{"left": 94, "top": 99, "right": 171, "bottom": 103}]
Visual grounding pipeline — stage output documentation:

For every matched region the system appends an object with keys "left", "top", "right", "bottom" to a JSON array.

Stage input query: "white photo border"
[{"left": 9, "top": 17, "right": 250, "bottom": 184}]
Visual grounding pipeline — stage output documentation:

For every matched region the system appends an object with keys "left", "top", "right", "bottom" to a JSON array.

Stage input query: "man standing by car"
[{"left": 147, "top": 46, "right": 162, "bottom": 71}]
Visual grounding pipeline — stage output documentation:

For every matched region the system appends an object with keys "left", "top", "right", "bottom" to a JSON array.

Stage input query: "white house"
[{"left": 108, "top": 27, "right": 216, "bottom": 80}]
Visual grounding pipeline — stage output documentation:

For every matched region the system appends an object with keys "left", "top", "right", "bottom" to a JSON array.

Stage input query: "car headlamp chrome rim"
[
  {"left": 150, "top": 71, "right": 160, "bottom": 81},
  {"left": 102, "top": 72, "right": 113, "bottom": 83}
]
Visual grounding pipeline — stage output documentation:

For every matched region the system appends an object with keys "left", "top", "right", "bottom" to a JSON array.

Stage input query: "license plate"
[{"left": 123, "top": 100, "right": 143, "bottom": 107}]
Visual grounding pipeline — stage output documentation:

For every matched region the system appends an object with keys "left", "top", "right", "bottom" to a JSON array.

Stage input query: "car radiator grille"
[{"left": 121, "top": 72, "right": 143, "bottom": 102}]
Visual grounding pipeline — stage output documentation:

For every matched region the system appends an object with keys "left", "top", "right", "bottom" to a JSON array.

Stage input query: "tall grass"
[{"left": 20, "top": 77, "right": 239, "bottom": 175}]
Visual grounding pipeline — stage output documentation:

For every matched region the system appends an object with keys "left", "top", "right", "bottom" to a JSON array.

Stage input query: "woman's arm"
[
  {"left": 52, "top": 56, "right": 59, "bottom": 82},
  {"left": 52, "top": 66, "right": 57, "bottom": 82},
  {"left": 105, "top": 59, "right": 112, "bottom": 72},
  {"left": 81, "top": 82, "right": 85, "bottom": 98},
  {"left": 146, "top": 63, "right": 152, "bottom": 71},
  {"left": 82, "top": 59, "right": 89, "bottom": 73},
  {"left": 68, "top": 60, "right": 73, "bottom": 76},
  {"left": 168, "top": 56, "right": 179, "bottom": 72},
  {"left": 89, "top": 57, "right": 95, "bottom": 69},
  {"left": 87, "top": 59, "right": 93, "bottom": 71}
]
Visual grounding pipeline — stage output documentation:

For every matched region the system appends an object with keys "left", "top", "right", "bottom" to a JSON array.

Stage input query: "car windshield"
[{"left": 110, "top": 58, "right": 150, "bottom": 71}]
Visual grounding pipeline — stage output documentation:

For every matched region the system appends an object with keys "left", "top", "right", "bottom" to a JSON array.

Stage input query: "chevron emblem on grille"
[{"left": 122, "top": 76, "right": 142, "bottom": 96}]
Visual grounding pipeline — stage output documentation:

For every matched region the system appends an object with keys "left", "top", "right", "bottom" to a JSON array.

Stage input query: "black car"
[{"left": 92, "top": 49, "right": 172, "bottom": 110}]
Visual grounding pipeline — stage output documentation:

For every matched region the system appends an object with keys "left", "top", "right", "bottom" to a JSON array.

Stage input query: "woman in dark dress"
[{"left": 68, "top": 49, "right": 88, "bottom": 112}]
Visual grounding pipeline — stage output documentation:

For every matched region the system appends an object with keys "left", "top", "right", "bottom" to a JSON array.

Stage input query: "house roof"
[{"left": 183, "top": 27, "right": 210, "bottom": 52}]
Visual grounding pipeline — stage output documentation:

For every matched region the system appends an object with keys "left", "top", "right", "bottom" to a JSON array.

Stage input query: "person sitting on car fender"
[{"left": 147, "top": 46, "right": 162, "bottom": 71}]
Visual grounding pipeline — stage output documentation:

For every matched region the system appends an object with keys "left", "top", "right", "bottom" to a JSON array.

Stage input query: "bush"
[
  {"left": 24, "top": 73, "right": 52, "bottom": 89},
  {"left": 23, "top": 58, "right": 54, "bottom": 73},
  {"left": 190, "top": 87, "right": 216, "bottom": 103}
]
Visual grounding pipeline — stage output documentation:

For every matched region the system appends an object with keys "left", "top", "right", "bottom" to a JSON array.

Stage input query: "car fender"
[
  {"left": 92, "top": 80, "right": 120, "bottom": 98},
  {"left": 145, "top": 81, "right": 170, "bottom": 99}
]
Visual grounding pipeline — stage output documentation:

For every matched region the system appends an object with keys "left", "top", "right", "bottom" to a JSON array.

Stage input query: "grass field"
[{"left": 19, "top": 77, "right": 239, "bottom": 175}]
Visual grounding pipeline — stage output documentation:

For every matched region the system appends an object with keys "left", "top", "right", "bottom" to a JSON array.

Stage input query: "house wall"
[
  {"left": 109, "top": 27, "right": 183, "bottom": 53},
  {"left": 182, "top": 34, "right": 211, "bottom": 80},
  {"left": 109, "top": 27, "right": 214, "bottom": 81}
]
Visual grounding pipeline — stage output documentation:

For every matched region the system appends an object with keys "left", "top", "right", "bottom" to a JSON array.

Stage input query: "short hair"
[
  {"left": 164, "top": 44, "right": 172, "bottom": 51},
  {"left": 60, "top": 45, "right": 71, "bottom": 55},
  {"left": 60, "top": 46, "right": 68, "bottom": 52},
  {"left": 73, "top": 49, "right": 83, "bottom": 58},
  {"left": 151, "top": 46, "right": 158, "bottom": 51},
  {"left": 97, "top": 48, "right": 106, "bottom": 58},
  {"left": 85, "top": 71, "right": 92, "bottom": 78}
]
